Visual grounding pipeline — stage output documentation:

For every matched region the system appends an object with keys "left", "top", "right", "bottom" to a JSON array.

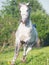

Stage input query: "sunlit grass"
[{"left": 0, "top": 47, "right": 49, "bottom": 65}]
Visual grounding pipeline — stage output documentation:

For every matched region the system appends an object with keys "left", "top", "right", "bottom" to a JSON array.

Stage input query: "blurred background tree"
[{"left": 0, "top": 0, "right": 49, "bottom": 51}]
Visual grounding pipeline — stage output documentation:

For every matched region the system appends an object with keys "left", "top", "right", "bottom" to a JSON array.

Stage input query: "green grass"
[{"left": 0, "top": 46, "right": 49, "bottom": 65}]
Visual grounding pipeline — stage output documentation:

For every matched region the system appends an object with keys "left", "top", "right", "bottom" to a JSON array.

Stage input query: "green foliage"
[
  {"left": 0, "top": 0, "right": 49, "bottom": 47},
  {"left": 31, "top": 10, "right": 49, "bottom": 46},
  {"left": 2, "top": 0, "right": 43, "bottom": 17},
  {"left": 0, "top": 15, "right": 18, "bottom": 46},
  {"left": 31, "top": 10, "right": 49, "bottom": 38}
]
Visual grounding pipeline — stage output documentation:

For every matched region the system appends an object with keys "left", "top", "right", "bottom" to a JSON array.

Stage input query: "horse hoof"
[
  {"left": 11, "top": 63, "right": 15, "bottom": 65},
  {"left": 11, "top": 64, "right": 14, "bottom": 65},
  {"left": 21, "top": 58, "right": 26, "bottom": 62}
]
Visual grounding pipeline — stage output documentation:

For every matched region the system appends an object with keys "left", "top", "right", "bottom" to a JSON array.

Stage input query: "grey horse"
[{"left": 11, "top": 2, "right": 40, "bottom": 65}]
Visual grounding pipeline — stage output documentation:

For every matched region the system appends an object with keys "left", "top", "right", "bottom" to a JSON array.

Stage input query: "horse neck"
[
  {"left": 21, "top": 18, "right": 30, "bottom": 26},
  {"left": 20, "top": 20, "right": 32, "bottom": 28}
]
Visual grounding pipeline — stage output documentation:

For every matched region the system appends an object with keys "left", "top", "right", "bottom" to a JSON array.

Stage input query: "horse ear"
[
  {"left": 19, "top": 3, "right": 22, "bottom": 8},
  {"left": 26, "top": 2, "right": 30, "bottom": 6}
]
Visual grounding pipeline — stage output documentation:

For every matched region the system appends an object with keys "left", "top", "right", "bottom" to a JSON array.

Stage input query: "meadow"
[{"left": 0, "top": 46, "right": 49, "bottom": 65}]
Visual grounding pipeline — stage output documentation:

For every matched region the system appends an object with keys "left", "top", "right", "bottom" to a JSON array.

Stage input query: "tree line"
[{"left": 0, "top": 0, "right": 49, "bottom": 51}]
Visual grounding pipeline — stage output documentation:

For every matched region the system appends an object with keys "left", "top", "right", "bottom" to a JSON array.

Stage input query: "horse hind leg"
[{"left": 36, "top": 38, "right": 41, "bottom": 47}]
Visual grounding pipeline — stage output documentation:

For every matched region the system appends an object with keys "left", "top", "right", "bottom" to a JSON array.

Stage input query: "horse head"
[{"left": 19, "top": 2, "right": 31, "bottom": 24}]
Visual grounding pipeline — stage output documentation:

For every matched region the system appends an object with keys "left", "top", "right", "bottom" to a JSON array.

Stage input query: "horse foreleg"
[
  {"left": 22, "top": 46, "right": 32, "bottom": 62},
  {"left": 11, "top": 41, "right": 21, "bottom": 65},
  {"left": 26, "top": 47, "right": 32, "bottom": 55},
  {"left": 21, "top": 44, "right": 27, "bottom": 62}
]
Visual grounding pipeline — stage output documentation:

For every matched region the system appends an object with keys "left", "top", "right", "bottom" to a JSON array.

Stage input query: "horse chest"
[{"left": 18, "top": 24, "right": 31, "bottom": 41}]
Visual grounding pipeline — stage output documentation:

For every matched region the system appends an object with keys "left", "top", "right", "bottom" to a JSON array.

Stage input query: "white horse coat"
[
  {"left": 11, "top": 3, "right": 39, "bottom": 65},
  {"left": 15, "top": 20, "right": 38, "bottom": 44}
]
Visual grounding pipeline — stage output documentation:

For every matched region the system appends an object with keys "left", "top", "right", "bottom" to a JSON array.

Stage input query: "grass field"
[{"left": 0, "top": 46, "right": 49, "bottom": 65}]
